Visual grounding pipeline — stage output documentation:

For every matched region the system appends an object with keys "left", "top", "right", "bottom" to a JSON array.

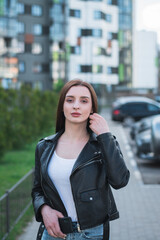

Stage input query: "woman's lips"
[{"left": 71, "top": 112, "right": 81, "bottom": 117}]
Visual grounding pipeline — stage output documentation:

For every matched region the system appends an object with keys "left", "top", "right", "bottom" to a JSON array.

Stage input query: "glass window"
[
  {"left": 107, "top": 32, "right": 112, "bottom": 40},
  {"left": 94, "top": 11, "right": 101, "bottom": 19},
  {"left": 147, "top": 104, "right": 159, "bottom": 112},
  {"left": 92, "top": 65, "right": 103, "bottom": 73},
  {"left": 107, "top": 0, "right": 112, "bottom": 4},
  {"left": 33, "top": 63, "right": 42, "bottom": 73},
  {"left": 33, "top": 24, "right": 42, "bottom": 35},
  {"left": 107, "top": 67, "right": 112, "bottom": 74},
  {"left": 17, "top": 22, "right": 25, "bottom": 33},
  {"left": 75, "top": 10, "right": 80, "bottom": 18},
  {"left": 54, "top": 4, "right": 62, "bottom": 14},
  {"left": 106, "top": 14, "right": 112, "bottom": 22},
  {"left": 32, "top": 43, "right": 43, "bottom": 54},
  {"left": 92, "top": 29, "right": 102, "bottom": 37},
  {"left": 17, "top": 3, "right": 24, "bottom": 14},
  {"left": 32, "top": 5, "right": 42, "bottom": 16},
  {"left": 17, "top": 42, "right": 24, "bottom": 53},
  {"left": 70, "top": 9, "right": 81, "bottom": 18},
  {"left": 19, "top": 61, "right": 25, "bottom": 72}
]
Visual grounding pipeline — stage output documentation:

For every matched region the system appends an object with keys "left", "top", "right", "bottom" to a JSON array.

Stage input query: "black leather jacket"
[{"left": 32, "top": 130, "right": 130, "bottom": 231}]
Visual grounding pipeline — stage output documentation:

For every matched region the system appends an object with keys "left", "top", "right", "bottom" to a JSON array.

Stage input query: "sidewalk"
[{"left": 18, "top": 110, "right": 160, "bottom": 240}]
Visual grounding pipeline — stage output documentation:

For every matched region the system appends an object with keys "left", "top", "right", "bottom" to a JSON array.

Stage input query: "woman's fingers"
[{"left": 89, "top": 113, "right": 110, "bottom": 135}]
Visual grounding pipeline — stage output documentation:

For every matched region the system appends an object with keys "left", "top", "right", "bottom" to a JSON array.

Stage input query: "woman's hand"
[
  {"left": 41, "top": 205, "right": 66, "bottom": 239},
  {"left": 89, "top": 113, "right": 110, "bottom": 135}
]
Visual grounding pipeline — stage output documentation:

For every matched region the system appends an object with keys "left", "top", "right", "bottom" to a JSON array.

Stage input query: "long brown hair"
[{"left": 56, "top": 79, "right": 98, "bottom": 132}]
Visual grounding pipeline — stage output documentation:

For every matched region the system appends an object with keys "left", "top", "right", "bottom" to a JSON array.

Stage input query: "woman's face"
[{"left": 63, "top": 86, "right": 93, "bottom": 125}]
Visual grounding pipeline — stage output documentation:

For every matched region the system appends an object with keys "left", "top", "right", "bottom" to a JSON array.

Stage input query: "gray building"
[{"left": 17, "top": 0, "right": 52, "bottom": 90}]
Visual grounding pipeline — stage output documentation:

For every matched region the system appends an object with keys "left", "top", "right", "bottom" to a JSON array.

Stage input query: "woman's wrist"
[{"left": 41, "top": 204, "right": 50, "bottom": 215}]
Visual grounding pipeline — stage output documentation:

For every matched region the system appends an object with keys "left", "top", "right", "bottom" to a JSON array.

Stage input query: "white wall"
[
  {"left": 133, "top": 31, "right": 158, "bottom": 89},
  {"left": 68, "top": 0, "right": 119, "bottom": 85}
]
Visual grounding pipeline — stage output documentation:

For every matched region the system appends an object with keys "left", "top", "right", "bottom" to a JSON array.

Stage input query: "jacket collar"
[
  {"left": 43, "top": 129, "right": 97, "bottom": 143},
  {"left": 42, "top": 129, "right": 98, "bottom": 174}
]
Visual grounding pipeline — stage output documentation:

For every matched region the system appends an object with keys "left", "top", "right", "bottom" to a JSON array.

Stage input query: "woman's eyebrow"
[{"left": 65, "top": 95, "right": 90, "bottom": 98}]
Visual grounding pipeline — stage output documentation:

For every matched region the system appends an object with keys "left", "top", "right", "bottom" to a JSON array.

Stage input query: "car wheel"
[
  {"left": 151, "top": 116, "right": 160, "bottom": 155},
  {"left": 123, "top": 117, "right": 135, "bottom": 127}
]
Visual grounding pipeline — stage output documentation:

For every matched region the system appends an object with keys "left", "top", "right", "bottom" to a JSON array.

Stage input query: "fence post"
[{"left": 6, "top": 190, "right": 10, "bottom": 234}]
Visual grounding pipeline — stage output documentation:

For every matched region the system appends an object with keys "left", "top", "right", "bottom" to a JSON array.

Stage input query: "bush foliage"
[{"left": 0, "top": 85, "right": 58, "bottom": 158}]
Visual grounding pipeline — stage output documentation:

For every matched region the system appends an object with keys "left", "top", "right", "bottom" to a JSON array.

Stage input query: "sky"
[{"left": 135, "top": 0, "right": 160, "bottom": 43}]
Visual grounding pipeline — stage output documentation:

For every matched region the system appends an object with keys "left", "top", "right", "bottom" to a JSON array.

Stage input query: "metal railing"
[{"left": 0, "top": 169, "right": 34, "bottom": 240}]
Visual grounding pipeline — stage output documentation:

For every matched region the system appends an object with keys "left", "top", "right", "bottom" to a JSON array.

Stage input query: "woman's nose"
[{"left": 73, "top": 101, "right": 79, "bottom": 109}]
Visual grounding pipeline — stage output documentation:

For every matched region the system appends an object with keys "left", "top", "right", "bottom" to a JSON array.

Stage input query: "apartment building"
[
  {"left": 118, "top": 0, "right": 133, "bottom": 87},
  {"left": 68, "top": 0, "right": 119, "bottom": 85},
  {"left": 0, "top": 0, "right": 132, "bottom": 90}
]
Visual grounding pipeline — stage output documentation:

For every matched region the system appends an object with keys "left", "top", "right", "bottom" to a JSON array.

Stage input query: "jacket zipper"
[
  {"left": 70, "top": 155, "right": 103, "bottom": 230},
  {"left": 71, "top": 156, "right": 102, "bottom": 176}
]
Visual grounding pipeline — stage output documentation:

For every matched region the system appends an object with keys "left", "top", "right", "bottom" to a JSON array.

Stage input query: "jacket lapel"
[{"left": 71, "top": 133, "right": 98, "bottom": 174}]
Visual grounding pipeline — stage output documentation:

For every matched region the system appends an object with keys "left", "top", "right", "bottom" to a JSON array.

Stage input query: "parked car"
[
  {"left": 111, "top": 96, "right": 160, "bottom": 126},
  {"left": 134, "top": 115, "right": 160, "bottom": 160},
  {"left": 130, "top": 115, "right": 158, "bottom": 140}
]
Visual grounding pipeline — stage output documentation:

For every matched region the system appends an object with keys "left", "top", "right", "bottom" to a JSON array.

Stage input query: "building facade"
[
  {"left": 68, "top": 0, "right": 119, "bottom": 86},
  {"left": 0, "top": 0, "right": 19, "bottom": 88},
  {"left": 0, "top": 0, "right": 133, "bottom": 90},
  {"left": 17, "top": 0, "right": 52, "bottom": 90},
  {"left": 118, "top": 0, "right": 132, "bottom": 87},
  {"left": 133, "top": 30, "right": 158, "bottom": 89}
]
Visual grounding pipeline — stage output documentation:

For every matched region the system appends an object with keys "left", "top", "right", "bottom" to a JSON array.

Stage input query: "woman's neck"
[{"left": 62, "top": 122, "right": 89, "bottom": 142}]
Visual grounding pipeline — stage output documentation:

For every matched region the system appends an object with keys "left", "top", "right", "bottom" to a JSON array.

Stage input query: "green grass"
[
  {"left": 6, "top": 205, "right": 35, "bottom": 240},
  {"left": 0, "top": 128, "right": 54, "bottom": 197}
]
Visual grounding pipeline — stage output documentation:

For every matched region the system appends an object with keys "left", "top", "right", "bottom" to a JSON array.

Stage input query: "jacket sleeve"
[
  {"left": 97, "top": 132, "right": 130, "bottom": 189},
  {"left": 31, "top": 141, "right": 50, "bottom": 222}
]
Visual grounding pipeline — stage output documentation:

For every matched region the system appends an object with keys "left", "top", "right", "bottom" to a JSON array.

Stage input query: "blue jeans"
[{"left": 41, "top": 224, "right": 103, "bottom": 240}]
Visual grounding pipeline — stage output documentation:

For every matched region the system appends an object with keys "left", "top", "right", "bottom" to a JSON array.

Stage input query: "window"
[
  {"left": 17, "top": 42, "right": 24, "bottom": 53},
  {"left": 79, "top": 28, "right": 102, "bottom": 37},
  {"left": 147, "top": 104, "right": 160, "bottom": 112},
  {"left": 33, "top": 63, "right": 49, "bottom": 73},
  {"left": 32, "top": 5, "right": 42, "bottom": 16},
  {"left": 78, "top": 65, "right": 92, "bottom": 73},
  {"left": 70, "top": 9, "right": 81, "bottom": 18},
  {"left": 106, "top": 14, "right": 112, "bottom": 22},
  {"left": 17, "top": 22, "right": 25, "bottom": 33},
  {"left": 24, "top": 5, "right": 31, "bottom": 14},
  {"left": 33, "top": 63, "right": 42, "bottom": 73},
  {"left": 92, "top": 29, "right": 102, "bottom": 37},
  {"left": 122, "top": 103, "right": 146, "bottom": 114},
  {"left": 92, "top": 65, "right": 103, "bottom": 73},
  {"left": 107, "top": 67, "right": 118, "bottom": 74},
  {"left": 25, "top": 44, "right": 32, "bottom": 53},
  {"left": 32, "top": 43, "right": 43, "bottom": 54},
  {"left": 107, "top": 0, "right": 118, "bottom": 5},
  {"left": 33, "top": 24, "right": 42, "bottom": 35},
  {"left": 70, "top": 46, "right": 81, "bottom": 54},
  {"left": 94, "top": 11, "right": 101, "bottom": 19},
  {"left": 17, "top": 3, "right": 24, "bottom": 14},
  {"left": 19, "top": 61, "right": 25, "bottom": 72},
  {"left": 107, "top": 32, "right": 118, "bottom": 40}
]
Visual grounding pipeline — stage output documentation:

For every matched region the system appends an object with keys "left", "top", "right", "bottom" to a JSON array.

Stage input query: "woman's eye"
[
  {"left": 66, "top": 99, "right": 73, "bottom": 103},
  {"left": 81, "top": 100, "right": 88, "bottom": 103}
]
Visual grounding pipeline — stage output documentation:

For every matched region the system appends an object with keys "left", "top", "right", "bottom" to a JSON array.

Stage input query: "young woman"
[{"left": 32, "top": 79, "right": 130, "bottom": 240}]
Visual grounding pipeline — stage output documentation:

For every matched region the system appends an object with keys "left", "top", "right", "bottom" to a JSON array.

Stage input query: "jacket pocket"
[{"left": 80, "top": 189, "right": 100, "bottom": 202}]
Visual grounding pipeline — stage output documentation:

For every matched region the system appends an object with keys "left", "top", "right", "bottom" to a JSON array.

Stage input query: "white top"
[{"left": 48, "top": 151, "right": 77, "bottom": 221}]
